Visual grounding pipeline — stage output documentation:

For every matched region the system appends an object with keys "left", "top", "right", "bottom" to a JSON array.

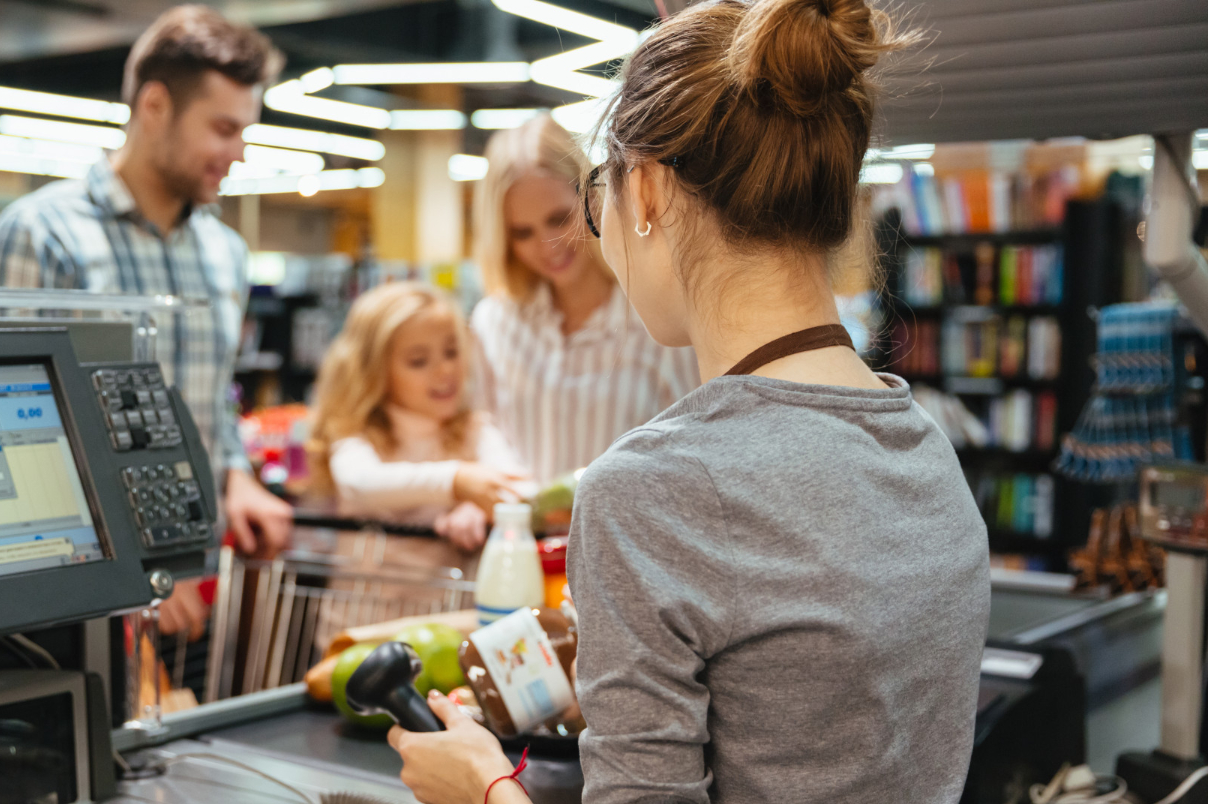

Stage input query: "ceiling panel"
[{"left": 878, "top": 0, "right": 1208, "bottom": 143}]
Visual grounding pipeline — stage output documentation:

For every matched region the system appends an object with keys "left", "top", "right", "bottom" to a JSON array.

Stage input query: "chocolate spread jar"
[{"left": 458, "top": 607, "right": 578, "bottom": 738}]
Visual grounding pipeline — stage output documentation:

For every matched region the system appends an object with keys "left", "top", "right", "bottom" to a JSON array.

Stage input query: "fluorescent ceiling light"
[
  {"left": 389, "top": 110, "right": 467, "bottom": 130},
  {"left": 0, "top": 115, "right": 125, "bottom": 149},
  {"left": 227, "top": 162, "right": 282, "bottom": 181},
  {"left": 265, "top": 80, "right": 391, "bottom": 129},
  {"left": 333, "top": 63, "right": 531, "bottom": 85},
  {"left": 861, "top": 162, "right": 904, "bottom": 184},
  {"left": 242, "top": 144, "right": 326, "bottom": 174},
  {"left": 913, "top": 162, "right": 935, "bottom": 177},
  {"left": 491, "top": 0, "right": 638, "bottom": 46},
  {"left": 551, "top": 98, "right": 608, "bottom": 134},
  {"left": 471, "top": 108, "right": 541, "bottom": 129},
  {"left": 242, "top": 123, "right": 384, "bottom": 161},
  {"left": 448, "top": 154, "right": 489, "bottom": 181},
  {"left": 300, "top": 67, "right": 335, "bottom": 94},
  {"left": 0, "top": 85, "right": 129, "bottom": 125},
  {"left": 0, "top": 152, "right": 91, "bottom": 179},
  {"left": 530, "top": 66, "right": 617, "bottom": 97},
  {"left": 220, "top": 167, "right": 385, "bottom": 196},
  {"left": 1194, "top": 151, "right": 1208, "bottom": 170},
  {"left": 884, "top": 143, "right": 935, "bottom": 160},
  {"left": 531, "top": 40, "right": 632, "bottom": 75},
  {"left": 0, "top": 134, "right": 103, "bottom": 165}
]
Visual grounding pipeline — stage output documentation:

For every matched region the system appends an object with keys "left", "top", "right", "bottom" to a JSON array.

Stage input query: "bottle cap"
[{"left": 494, "top": 502, "right": 532, "bottom": 531}]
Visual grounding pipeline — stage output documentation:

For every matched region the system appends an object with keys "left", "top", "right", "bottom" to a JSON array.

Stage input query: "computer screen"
[{"left": 0, "top": 363, "right": 105, "bottom": 577}]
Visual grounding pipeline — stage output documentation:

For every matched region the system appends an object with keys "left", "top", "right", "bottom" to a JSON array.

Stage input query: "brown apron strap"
[{"left": 724, "top": 324, "right": 855, "bottom": 377}]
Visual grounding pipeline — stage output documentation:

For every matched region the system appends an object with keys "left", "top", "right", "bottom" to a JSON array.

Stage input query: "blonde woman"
[
  {"left": 308, "top": 282, "right": 528, "bottom": 580},
  {"left": 471, "top": 114, "right": 699, "bottom": 484}
]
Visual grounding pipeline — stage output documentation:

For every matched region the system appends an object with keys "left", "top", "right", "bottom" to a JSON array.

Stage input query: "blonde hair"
[
  {"left": 473, "top": 114, "right": 612, "bottom": 302},
  {"left": 307, "top": 282, "right": 475, "bottom": 495}
]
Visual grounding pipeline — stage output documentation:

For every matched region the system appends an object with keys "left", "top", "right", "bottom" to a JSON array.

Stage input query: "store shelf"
[
  {"left": 901, "top": 229, "right": 1063, "bottom": 247},
  {"left": 899, "top": 304, "right": 1062, "bottom": 317},
  {"left": 988, "top": 530, "right": 1067, "bottom": 556},
  {"left": 955, "top": 447, "right": 1057, "bottom": 465}
]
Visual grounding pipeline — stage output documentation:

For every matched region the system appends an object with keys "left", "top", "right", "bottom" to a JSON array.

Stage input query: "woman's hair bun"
[{"left": 728, "top": 0, "right": 884, "bottom": 115}]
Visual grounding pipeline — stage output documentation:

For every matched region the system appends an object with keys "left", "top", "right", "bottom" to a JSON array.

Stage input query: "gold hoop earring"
[{"left": 636, "top": 221, "right": 652, "bottom": 237}]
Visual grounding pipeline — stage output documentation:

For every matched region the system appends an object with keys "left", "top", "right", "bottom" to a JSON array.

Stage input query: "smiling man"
[{"left": 0, "top": 5, "right": 292, "bottom": 638}]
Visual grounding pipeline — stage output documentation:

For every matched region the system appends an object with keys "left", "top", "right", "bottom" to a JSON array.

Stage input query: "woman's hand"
[
  {"left": 435, "top": 502, "right": 489, "bottom": 552},
  {"left": 453, "top": 463, "right": 527, "bottom": 513},
  {"left": 387, "top": 690, "right": 524, "bottom": 804}
]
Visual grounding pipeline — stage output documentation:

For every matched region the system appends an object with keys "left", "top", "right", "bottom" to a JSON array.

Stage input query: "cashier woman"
[{"left": 387, "top": 0, "right": 991, "bottom": 802}]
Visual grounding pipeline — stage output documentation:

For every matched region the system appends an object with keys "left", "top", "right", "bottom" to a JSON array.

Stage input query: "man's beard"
[{"left": 159, "top": 161, "right": 212, "bottom": 208}]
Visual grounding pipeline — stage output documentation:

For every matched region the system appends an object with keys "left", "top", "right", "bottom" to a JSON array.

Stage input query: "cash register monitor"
[
  {"left": 0, "top": 362, "right": 107, "bottom": 578},
  {"left": 0, "top": 328, "right": 218, "bottom": 637}
]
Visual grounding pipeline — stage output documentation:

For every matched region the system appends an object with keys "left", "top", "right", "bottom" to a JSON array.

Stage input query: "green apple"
[
  {"left": 330, "top": 642, "right": 394, "bottom": 729},
  {"left": 394, "top": 623, "right": 466, "bottom": 695}
]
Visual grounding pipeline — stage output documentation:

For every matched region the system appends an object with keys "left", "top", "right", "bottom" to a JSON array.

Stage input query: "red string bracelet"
[{"left": 484, "top": 746, "right": 529, "bottom": 804}]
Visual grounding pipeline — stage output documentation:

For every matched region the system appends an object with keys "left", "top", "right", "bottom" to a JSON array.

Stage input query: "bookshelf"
[{"left": 876, "top": 199, "right": 1124, "bottom": 571}]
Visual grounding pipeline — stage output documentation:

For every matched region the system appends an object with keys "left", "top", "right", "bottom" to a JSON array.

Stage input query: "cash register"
[{"left": 0, "top": 326, "right": 218, "bottom": 804}]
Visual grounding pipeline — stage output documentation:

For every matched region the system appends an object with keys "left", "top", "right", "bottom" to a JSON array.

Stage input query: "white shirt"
[
  {"left": 471, "top": 284, "right": 699, "bottom": 485},
  {"left": 330, "top": 406, "right": 526, "bottom": 525}
]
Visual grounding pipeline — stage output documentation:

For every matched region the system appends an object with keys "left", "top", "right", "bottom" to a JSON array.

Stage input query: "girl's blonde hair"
[
  {"left": 307, "top": 282, "right": 475, "bottom": 495},
  {"left": 473, "top": 113, "right": 612, "bottom": 302}
]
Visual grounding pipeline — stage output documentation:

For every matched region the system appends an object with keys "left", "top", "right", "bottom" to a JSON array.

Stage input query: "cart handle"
[
  {"left": 290, "top": 510, "right": 440, "bottom": 538},
  {"left": 290, "top": 510, "right": 549, "bottom": 540}
]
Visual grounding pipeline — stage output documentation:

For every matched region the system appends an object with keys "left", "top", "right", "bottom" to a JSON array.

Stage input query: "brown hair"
[
  {"left": 306, "top": 283, "right": 477, "bottom": 496},
  {"left": 597, "top": 0, "right": 912, "bottom": 267},
  {"left": 123, "top": 4, "right": 284, "bottom": 111},
  {"left": 474, "top": 114, "right": 612, "bottom": 302}
]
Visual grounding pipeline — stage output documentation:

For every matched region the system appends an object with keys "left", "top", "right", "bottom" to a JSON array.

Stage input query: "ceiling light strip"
[
  {"left": 0, "top": 86, "right": 129, "bottom": 126},
  {"left": 0, "top": 114, "right": 125, "bottom": 149},
  {"left": 333, "top": 63, "right": 531, "bottom": 85},
  {"left": 242, "top": 124, "right": 384, "bottom": 161}
]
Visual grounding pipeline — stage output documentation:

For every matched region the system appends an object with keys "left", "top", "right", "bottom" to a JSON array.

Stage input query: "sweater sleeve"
[
  {"left": 474, "top": 419, "right": 539, "bottom": 501},
  {"left": 567, "top": 430, "right": 733, "bottom": 804},
  {"left": 329, "top": 436, "right": 459, "bottom": 515}
]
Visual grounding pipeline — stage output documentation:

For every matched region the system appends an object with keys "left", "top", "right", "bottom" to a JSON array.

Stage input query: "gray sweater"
[{"left": 566, "top": 374, "right": 990, "bottom": 804}]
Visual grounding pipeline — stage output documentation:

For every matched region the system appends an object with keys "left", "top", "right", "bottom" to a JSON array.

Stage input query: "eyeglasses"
[
  {"left": 583, "top": 165, "right": 604, "bottom": 238},
  {"left": 582, "top": 157, "right": 683, "bottom": 239}
]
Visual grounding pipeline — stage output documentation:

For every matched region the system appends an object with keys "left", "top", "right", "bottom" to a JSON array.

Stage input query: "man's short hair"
[{"left": 122, "top": 4, "right": 284, "bottom": 112}]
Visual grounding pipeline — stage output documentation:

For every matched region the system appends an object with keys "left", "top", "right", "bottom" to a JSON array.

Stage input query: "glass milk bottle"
[{"left": 475, "top": 503, "right": 544, "bottom": 625}]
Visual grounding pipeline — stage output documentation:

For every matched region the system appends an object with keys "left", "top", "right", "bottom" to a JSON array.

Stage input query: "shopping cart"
[{"left": 200, "top": 513, "right": 475, "bottom": 704}]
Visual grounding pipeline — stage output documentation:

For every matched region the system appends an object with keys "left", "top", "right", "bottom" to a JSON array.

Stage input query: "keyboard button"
[
  {"left": 112, "top": 431, "right": 133, "bottom": 451},
  {"left": 152, "top": 389, "right": 171, "bottom": 407},
  {"left": 187, "top": 500, "right": 205, "bottom": 521},
  {"left": 129, "top": 427, "right": 150, "bottom": 448}
]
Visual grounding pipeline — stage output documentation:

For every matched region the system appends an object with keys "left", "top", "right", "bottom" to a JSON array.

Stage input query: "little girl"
[{"left": 308, "top": 282, "right": 530, "bottom": 577}]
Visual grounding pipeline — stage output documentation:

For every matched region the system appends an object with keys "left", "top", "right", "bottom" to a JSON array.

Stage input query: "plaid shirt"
[{"left": 0, "top": 158, "right": 250, "bottom": 474}]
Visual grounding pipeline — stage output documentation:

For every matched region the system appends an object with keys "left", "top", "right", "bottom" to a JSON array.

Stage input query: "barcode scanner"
[{"left": 345, "top": 642, "right": 446, "bottom": 732}]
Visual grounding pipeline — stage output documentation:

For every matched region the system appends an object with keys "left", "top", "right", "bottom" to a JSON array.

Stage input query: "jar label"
[{"left": 468, "top": 608, "right": 575, "bottom": 733}]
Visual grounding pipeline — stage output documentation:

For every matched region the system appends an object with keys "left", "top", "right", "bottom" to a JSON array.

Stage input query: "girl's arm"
[
  {"left": 330, "top": 436, "right": 459, "bottom": 514},
  {"left": 474, "top": 419, "right": 536, "bottom": 498}
]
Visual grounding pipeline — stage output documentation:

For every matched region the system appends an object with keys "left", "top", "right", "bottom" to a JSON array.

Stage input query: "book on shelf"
[
  {"left": 900, "top": 243, "right": 1063, "bottom": 308},
  {"left": 879, "top": 165, "right": 1079, "bottom": 236},
  {"left": 891, "top": 316, "right": 1061, "bottom": 381},
  {"left": 971, "top": 470, "right": 1055, "bottom": 539}
]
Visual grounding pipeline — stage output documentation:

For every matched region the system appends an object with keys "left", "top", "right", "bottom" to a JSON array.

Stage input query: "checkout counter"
[{"left": 0, "top": 322, "right": 1170, "bottom": 804}]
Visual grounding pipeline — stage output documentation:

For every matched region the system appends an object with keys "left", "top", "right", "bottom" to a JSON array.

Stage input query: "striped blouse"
[{"left": 471, "top": 283, "right": 699, "bottom": 485}]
